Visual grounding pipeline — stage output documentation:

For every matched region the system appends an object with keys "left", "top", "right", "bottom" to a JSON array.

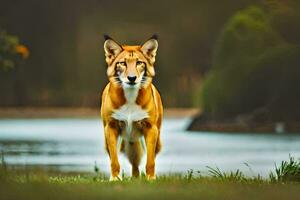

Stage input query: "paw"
[
  {"left": 109, "top": 175, "right": 122, "bottom": 181},
  {"left": 146, "top": 175, "right": 156, "bottom": 181}
]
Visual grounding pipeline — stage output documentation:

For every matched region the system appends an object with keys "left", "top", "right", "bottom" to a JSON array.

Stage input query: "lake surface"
[{"left": 0, "top": 118, "right": 300, "bottom": 177}]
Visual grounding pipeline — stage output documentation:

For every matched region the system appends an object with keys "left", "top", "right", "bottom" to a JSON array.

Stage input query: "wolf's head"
[{"left": 103, "top": 35, "right": 158, "bottom": 89}]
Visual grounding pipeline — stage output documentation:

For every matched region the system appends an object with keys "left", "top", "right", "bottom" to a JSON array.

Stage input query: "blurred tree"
[
  {"left": 0, "top": 30, "right": 29, "bottom": 71},
  {"left": 199, "top": 5, "right": 300, "bottom": 121}
]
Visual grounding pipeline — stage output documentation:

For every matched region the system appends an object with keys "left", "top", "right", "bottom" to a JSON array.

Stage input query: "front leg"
[
  {"left": 144, "top": 125, "right": 158, "bottom": 180},
  {"left": 104, "top": 121, "right": 121, "bottom": 181}
]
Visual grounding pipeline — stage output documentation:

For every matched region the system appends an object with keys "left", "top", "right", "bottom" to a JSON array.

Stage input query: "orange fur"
[{"left": 101, "top": 36, "right": 163, "bottom": 180}]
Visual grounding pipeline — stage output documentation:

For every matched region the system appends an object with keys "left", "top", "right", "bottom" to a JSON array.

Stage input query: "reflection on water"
[{"left": 0, "top": 118, "right": 300, "bottom": 177}]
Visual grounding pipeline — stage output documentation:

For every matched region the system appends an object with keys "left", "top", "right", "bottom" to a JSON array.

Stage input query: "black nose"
[{"left": 127, "top": 76, "right": 137, "bottom": 83}]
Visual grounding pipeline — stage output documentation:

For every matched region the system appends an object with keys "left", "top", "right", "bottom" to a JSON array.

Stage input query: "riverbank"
[
  {"left": 188, "top": 120, "right": 300, "bottom": 133},
  {"left": 188, "top": 114, "right": 300, "bottom": 133},
  {"left": 1, "top": 107, "right": 299, "bottom": 133}
]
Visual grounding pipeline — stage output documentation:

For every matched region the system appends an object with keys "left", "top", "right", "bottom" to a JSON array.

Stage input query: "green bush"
[{"left": 199, "top": 6, "right": 300, "bottom": 120}]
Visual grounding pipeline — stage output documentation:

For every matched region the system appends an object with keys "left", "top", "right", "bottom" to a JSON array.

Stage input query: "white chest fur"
[
  {"left": 112, "top": 103, "right": 148, "bottom": 123},
  {"left": 111, "top": 86, "right": 149, "bottom": 139}
]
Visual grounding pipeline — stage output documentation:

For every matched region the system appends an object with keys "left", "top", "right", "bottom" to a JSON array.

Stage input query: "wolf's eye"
[
  {"left": 119, "top": 61, "right": 127, "bottom": 66},
  {"left": 115, "top": 62, "right": 125, "bottom": 74},
  {"left": 136, "top": 61, "right": 144, "bottom": 66}
]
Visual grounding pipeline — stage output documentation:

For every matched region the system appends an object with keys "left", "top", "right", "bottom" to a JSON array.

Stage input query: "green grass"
[
  {"left": 269, "top": 155, "right": 300, "bottom": 182},
  {"left": 0, "top": 156, "right": 300, "bottom": 200}
]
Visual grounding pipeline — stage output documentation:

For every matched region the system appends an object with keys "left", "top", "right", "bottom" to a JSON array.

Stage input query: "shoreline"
[
  {"left": 188, "top": 114, "right": 300, "bottom": 133},
  {"left": 1, "top": 107, "right": 298, "bottom": 133}
]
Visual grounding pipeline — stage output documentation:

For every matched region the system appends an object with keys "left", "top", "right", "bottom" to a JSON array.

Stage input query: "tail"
[{"left": 120, "top": 139, "right": 144, "bottom": 167}]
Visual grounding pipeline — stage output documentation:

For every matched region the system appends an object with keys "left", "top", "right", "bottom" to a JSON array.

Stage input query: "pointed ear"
[
  {"left": 103, "top": 35, "right": 123, "bottom": 65},
  {"left": 141, "top": 35, "right": 158, "bottom": 64}
]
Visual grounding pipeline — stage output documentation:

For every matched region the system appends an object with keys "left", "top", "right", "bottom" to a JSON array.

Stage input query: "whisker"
[
  {"left": 141, "top": 76, "right": 151, "bottom": 86},
  {"left": 112, "top": 76, "right": 122, "bottom": 85}
]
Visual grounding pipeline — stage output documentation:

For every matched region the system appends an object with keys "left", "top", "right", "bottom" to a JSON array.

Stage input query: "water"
[{"left": 0, "top": 118, "right": 300, "bottom": 177}]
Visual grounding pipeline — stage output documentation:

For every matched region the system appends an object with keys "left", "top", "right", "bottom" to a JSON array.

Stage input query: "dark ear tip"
[
  {"left": 150, "top": 34, "right": 158, "bottom": 40},
  {"left": 104, "top": 34, "right": 112, "bottom": 41}
]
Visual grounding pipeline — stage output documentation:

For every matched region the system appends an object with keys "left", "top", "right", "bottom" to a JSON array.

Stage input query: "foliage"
[
  {"left": 269, "top": 156, "right": 300, "bottom": 182},
  {"left": 0, "top": 30, "right": 29, "bottom": 71},
  {"left": 199, "top": 5, "right": 300, "bottom": 120},
  {"left": 207, "top": 166, "right": 247, "bottom": 182}
]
